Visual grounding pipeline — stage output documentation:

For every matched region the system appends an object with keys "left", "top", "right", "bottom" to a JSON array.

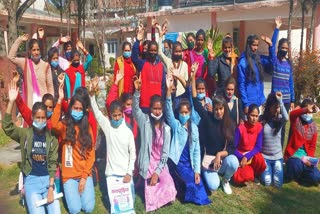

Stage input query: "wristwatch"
[{"left": 48, "top": 184, "right": 55, "bottom": 190}]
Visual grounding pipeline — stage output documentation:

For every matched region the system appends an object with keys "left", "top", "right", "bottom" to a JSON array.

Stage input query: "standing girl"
[
  {"left": 8, "top": 34, "right": 54, "bottom": 108},
  {"left": 133, "top": 76, "right": 177, "bottom": 212},
  {"left": 2, "top": 81, "right": 60, "bottom": 214},
  {"left": 233, "top": 104, "right": 266, "bottom": 185},
  {"left": 52, "top": 85, "right": 95, "bottom": 214},
  {"left": 48, "top": 47, "right": 65, "bottom": 102}
]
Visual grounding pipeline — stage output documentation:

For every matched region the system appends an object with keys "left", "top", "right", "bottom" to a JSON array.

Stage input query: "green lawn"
[
  {"left": 0, "top": 129, "right": 11, "bottom": 148},
  {"left": 0, "top": 118, "right": 319, "bottom": 214}
]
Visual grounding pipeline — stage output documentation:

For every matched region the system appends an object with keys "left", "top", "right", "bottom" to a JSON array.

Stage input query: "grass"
[
  {"left": 0, "top": 129, "right": 11, "bottom": 148},
  {"left": 0, "top": 118, "right": 319, "bottom": 214}
]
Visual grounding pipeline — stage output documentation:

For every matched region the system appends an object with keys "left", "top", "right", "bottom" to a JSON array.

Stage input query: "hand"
[
  {"left": 12, "top": 71, "right": 20, "bottom": 85},
  {"left": 58, "top": 73, "right": 65, "bottom": 85},
  {"left": 58, "top": 82, "right": 64, "bottom": 102},
  {"left": 166, "top": 73, "right": 174, "bottom": 90},
  {"left": 78, "top": 178, "right": 86, "bottom": 194},
  {"left": 38, "top": 28, "right": 44, "bottom": 39},
  {"left": 76, "top": 39, "right": 84, "bottom": 50},
  {"left": 290, "top": 103, "right": 295, "bottom": 111},
  {"left": 312, "top": 104, "right": 319, "bottom": 113},
  {"left": 137, "top": 24, "right": 145, "bottom": 41},
  {"left": 260, "top": 35, "right": 272, "bottom": 46},
  {"left": 244, "top": 107, "right": 249, "bottom": 114},
  {"left": 194, "top": 173, "right": 200, "bottom": 185},
  {"left": 170, "top": 66, "right": 180, "bottom": 78},
  {"left": 149, "top": 173, "right": 159, "bottom": 186},
  {"left": 123, "top": 174, "right": 131, "bottom": 183},
  {"left": 240, "top": 157, "right": 248, "bottom": 168},
  {"left": 47, "top": 187, "right": 54, "bottom": 204},
  {"left": 304, "top": 160, "right": 312, "bottom": 167},
  {"left": 115, "top": 69, "right": 124, "bottom": 85},
  {"left": 190, "top": 62, "right": 199, "bottom": 78},
  {"left": 89, "top": 76, "right": 99, "bottom": 96},
  {"left": 213, "top": 156, "right": 221, "bottom": 171},
  {"left": 207, "top": 37, "right": 214, "bottom": 55},
  {"left": 133, "top": 75, "right": 142, "bottom": 91},
  {"left": 60, "top": 36, "right": 71, "bottom": 43},
  {"left": 21, "top": 34, "right": 29, "bottom": 42},
  {"left": 177, "top": 34, "right": 182, "bottom": 43},
  {"left": 306, "top": 104, "right": 314, "bottom": 113},
  {"left": 275, "top": 91, "right": 282, "bottom": 101},
  {"left": 275, "top": 16, "right": 282, "bottom": 29},
  {"left": 205, "top": 103, "right": 213, "bottom": 113},
  {"left": 8, "top": 80, "right": 19, "bottom": 102},
  {"left": 160, "top": 23, "right": 168, "bottom": 37},
  {"left": 151, "top": 16, "right": 157, "bottom": 27}
]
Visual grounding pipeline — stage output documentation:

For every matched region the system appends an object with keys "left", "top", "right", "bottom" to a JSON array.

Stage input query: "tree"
[
  {"left": 287, "top": 0, "right": 294, "bottom": 61},
  {"left": 307, "top": 0, "right": 319, "bottom": 51},
  {"left": 0, "top": 0, "right": 36, "bottom": 55}
]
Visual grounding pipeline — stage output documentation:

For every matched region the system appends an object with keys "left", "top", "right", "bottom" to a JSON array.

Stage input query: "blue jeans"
[
  {"left": 202, "top": 155, "right": 239, "bottom": 191},
  {"left": 261, "top": 158, "right": 283, "bottom": 188},
  {"left": 63, "top": 177, "right": 95, "bottom": 214},
  {"left": 24, "top": 175, "right": 61, "bottom": 214}
]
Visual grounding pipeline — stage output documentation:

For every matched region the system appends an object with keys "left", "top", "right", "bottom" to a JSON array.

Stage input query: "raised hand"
[
  {"left": 166, "top": 72, "right": 174, "bottom": 90},
  {"left": 8, "top": 80, "right": 19, "bottom": 102},
  {"left": 89, "top": 76, "right": 100, "bottom": 96},
  {"left": 133, "top": 75, "right": 142, "bottom": 91},
  {"left": 152, "top": 16, "right": 158, "bottom": 27},
  {"left": 58, "top": 73, "right": 65, "bottom": 85},
  {"left": 260, "top": 35, "right": 272, "bottom": 47},
  {"left": 275, "top": 16, "right": 282, "bottom": 29},
  {"left": 21, "top": 34, "right": 29, "bottom": 42},
  {"left": 12, "top": 71, "right": 20, "bottom": 85},
  {"left": 115, "top": 69, "right": 124, "bottom": 85},
  {"left": 38, "top": 28, "right": 45, "bottom": 39},
  {"left": 60, "top": 36, "right": 71, "bottom": 43},
  {"left": 207, "top": 37, "right": 213, "bottom": 52},
  {"left": 190, "top": 62, "right": 199, "bottom": 78},
  {"left": 137, "top": 24, "right": 145, "bottom": 41},
  {"left": 76, "top": 39, "right": 84, "bottom": 50},
  {"left": 275, "top": 92, "right": 282, "bottom": 101}
]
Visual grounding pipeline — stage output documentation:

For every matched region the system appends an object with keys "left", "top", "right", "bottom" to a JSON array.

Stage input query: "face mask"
[
  {"left": 72, "top": 61, "right": 80, "bottom": 68},
  {"left": 163, "top": 48, "right": 171, "bottom": 58},
  {"left": 123, "top": 51, "right": 132, "bottom": 58},
  {"left": 31, "top": 55, "right": 41, "bottom": 62},
  {"left": 148, "top": 53, "right": 157, "bottom": 62},
  {"left": 33, "top": 121, "right": 46, "bottom": 130},
  {"left": 187, "top": 41, "right": 194, "bottom": 50},
  {"left": 51, "top": 60, "right": 59, "bottom": 68},
  {"left": 279, "top": 49, "right": 287, "bottom": 58},
  {"left": 197, "top": 93, "right": 205, "bottom": 100},
  {"left": 65, "top": 51, "right": 72, "bottom": 61},
  {"left": 225, "top": 93, "right": 235, "bottom": 101},
  {"left": 150, "top": 112, "right": 163, "bottom": 121},
  {"left": 172, "top": 54, "right": 182, "bottom": 62},
  {"left": 123, "top": 107, "right": 132, "bottom": 115},
  {"left": 46, "top": 111, "right": 53, "bottom": 118},
  {"left": 111, "top": 118, "right": 123, "bottom": 128},
  {"left": 71, "top": 110, "right": 83, "bottom": 122},
  {"left": 179, "top": 113, "right": 190, "bottom": 125},
  {"left": 301, "top": 114, "right": 313, "bottom": 122}
]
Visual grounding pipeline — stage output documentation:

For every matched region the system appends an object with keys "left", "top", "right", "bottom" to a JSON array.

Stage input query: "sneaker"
[{"left": 222, "top": 180, "right": 232, "bottom": 195}]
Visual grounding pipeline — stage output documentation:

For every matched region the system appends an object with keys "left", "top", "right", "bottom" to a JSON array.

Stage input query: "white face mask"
[{"left": 150, "top": 112, "right": 163, "bottom": 121}]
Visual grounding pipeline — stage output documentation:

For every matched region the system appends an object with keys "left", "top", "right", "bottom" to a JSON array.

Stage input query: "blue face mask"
[
  {"left": 32, "top": 121, "right": 47, "bottom": 130},
  {"left": 51, "top": 60, "right": 59, "bottom": 68},
  {"left": 71, "top": 110, "right": 83, "bottom": 122},
  {"left": 123, "top": 51, "right": 132, "bottom": 58},
  {"left": 179, "top": 113, "right": 190, "bottom": 125},
  {"left": 31, "top": 55, "right": 41, "bottom": 62},
  {"left": 301, "top": 114, "right": 313, "bottom": 122},
  {"left": 65, "top": 51, "right": 72, "bottom": 61},
  {"left": 111, "top": 118, "right": 123, "bottom": 128},
  {"left": 197, "top": 93, "right": 206, "bottom": 100},
  {"left": 46, "top": 111, "right": 53, "bottom": 118}
]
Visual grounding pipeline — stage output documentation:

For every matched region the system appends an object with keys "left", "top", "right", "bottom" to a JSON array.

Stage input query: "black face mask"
[
  {"left": 172, "top": 54, "right": 182, "bottom": 62},
  {"left": 148, "top": 53, "right": 157, "bottom": 62},
  {"left": 278, "top": 49, "right": 287, "bottom": 58},
  {"left": 72, "top": 62, "right": 80, "bottom": 68},
  {"left": 187, "top": 41, "right": 194, "bottom": 50}
]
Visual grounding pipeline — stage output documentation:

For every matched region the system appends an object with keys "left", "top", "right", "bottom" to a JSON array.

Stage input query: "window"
[
  {"left": 106, "top": 39, "right": 118, "bottom": 54},
  {"left": 233, "top": 28, "right": 239, "bottom": 49}
]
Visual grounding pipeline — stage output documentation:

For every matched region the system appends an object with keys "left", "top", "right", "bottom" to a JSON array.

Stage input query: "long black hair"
[
  {"left": 245, "top": 34, "right": 264, "bottom": 82},
  {"left": 64, "top": 94, "right": 92, "bottom": 158},
  {"left": 261, "top": 93, "right": 282, "bottom": 136}
]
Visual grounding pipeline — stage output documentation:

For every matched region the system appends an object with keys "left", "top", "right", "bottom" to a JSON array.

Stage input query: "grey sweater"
[{"left": 262, "top": 101, "right": 289, "bottom": 160}]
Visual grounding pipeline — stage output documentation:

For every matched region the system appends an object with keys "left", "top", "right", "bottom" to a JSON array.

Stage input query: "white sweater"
[{"left": 90, "top": 96, "right": 136, "bottom": 176}]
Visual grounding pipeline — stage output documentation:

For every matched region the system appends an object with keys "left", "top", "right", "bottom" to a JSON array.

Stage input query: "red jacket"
[
  {"left": 65, "top": 64, "right": 86, "bottom": 99},
  {"left": 284, "top": 108, "right": 318, "bottom": 160}
]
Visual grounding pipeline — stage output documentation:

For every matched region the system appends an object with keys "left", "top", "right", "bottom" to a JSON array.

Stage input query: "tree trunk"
[
  {"left": 307, "top": 0, "right": 318, "bottom": 51},
  {"left": 288, "top": 0, "right": 294, "bottom": 61},
  {"left": 0, "top": 25, "right": 6, "bottom": 56},
  {"left": 300, "top": 0, "right": 306, "bottom": 56}
]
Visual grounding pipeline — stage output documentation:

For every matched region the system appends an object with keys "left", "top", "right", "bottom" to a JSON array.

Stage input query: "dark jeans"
[{"left": 281, "top": 103, "right": 291, "bottom": 148}]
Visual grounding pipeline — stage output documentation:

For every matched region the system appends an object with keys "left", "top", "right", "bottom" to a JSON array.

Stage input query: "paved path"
[{"left": 0, "top": 141, "right": 21, "bottom": 166}]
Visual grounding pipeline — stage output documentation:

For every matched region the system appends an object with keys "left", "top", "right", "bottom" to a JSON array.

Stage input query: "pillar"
[
  {"left": 211, "top": 12, "right": 217, "bottom": 28},
  {"left": 313, "top": 4, "right": 320, "bottom": 50},
  {"left": 239, "top": 21, "right": 246, "bottom": 53}
]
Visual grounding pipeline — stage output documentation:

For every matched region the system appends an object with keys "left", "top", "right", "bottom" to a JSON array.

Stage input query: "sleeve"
[
  {"left": 161, "top": 67, "right": 167, "bottom": 98},
  {"left": 83, "top": 53, "right": 93, "bottom": 71},
  {"left": 132, "top": 40, "right": 145, "bottom": 72},
  {"left": 290, "top": 108, "right": 307, "bottom": 123},
  {"left": 126, "top": 132, "right": 136, "bottom": 176},
  {"left": 47, "top": 137, "right": 59, "bottom": 178},
  {"left": 155, "top": 126, "right": 171, "bottom": 175},
  {"left": 237, "top": 61, "right": 249, "bottom": 107},
  {"left": 193, "top": 128, "right": 201, "bottom": 174},
  {"left": 244, "top": 129, "right": 263, "bottom": 160},
  {"left": 157, "top": 37, "right": 171, "bottom": 68},
  {"left": 1, "top": 113, "right": 23, "bottom": 143},
  {"left": 192, "top": 97, "right": 209, "bottom": 123},
  {"left": 164, "top": 97, "right": 179, "bottom": 131},
  {"left": 237, "top": 98, "right": 245, "bottom": 121},
  {"left": 132, "top": 90, "right": 147, "bottom": 127},
  {"left": 208, "top": 57, "right": 219, "bottom": 78},
  {"left": 113, "top": 61, "right": 119, "bottom": 81},
  {"left": 46, "top": 64, "right": 54, "bottom": 96},
  {"left": 289, "top": 68, "right": 295, "bottom": 103},
  {"left": 58, "top": 56, "right": 70, "bottom": 71},
  {"left": 61, "top": 99, "right": 69, "bottom": 113},
  {"left": 106, "top": 84, "right": 119, "bottom": 113},
  {"left": 8, "top": 37, "right": 25, "bottom": 68},
  {"left": 15, "top": 93, "right": 33, "bottom": 126},
  {"left": 51, "top": 103, "right": 66, "bottom": 135},
  {"left": 269, "top": 28, "right": 279, "bottom": 65},
  {"left": 280, "top": 100, "right": 289, "bottom": 122},
  {"left": 51, "top": 39, "right": 60, "bottom": 48},
  {"left": 234, "top": 128, "right": 244, "bottom": 160},
  {"left": 90, "top": 95, "right": 110, "bottom": 136},
  {"left": 307, "top": 131, "right": 317, "bottom": 157},
  {"left": 82, "top": 128, "right": 95, "bottom": 179}
]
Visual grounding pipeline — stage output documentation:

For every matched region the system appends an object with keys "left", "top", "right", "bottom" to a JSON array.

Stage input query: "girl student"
[
  {"left": 192, "top": 72, "right": 239, "bottom": 194},
  {"left": 133, "top": 75, "right": 177, "bottom": 212},
  {"left": 2, "top": 81, "right": 60, "bottom": 214},
  {"left": 51, "top": 84, "right": 95, "bottom": 214},
  {"left": 8, "top": 34, "right": 54, "bottom": 108},
  {"left": 260, "top": 92, "right": 289, "bottom": 188},
  {"left": 165, "top": 71, "right": 211, "bottom": 205},
  {"left": 48, "top": 47, "right": 65, "bottom": 102},
  {"left": 89, "top": 77, "right": 136, "bottom": 207},
  {"left": 233, "top": 104, "right": 266, "bottom": 185}
]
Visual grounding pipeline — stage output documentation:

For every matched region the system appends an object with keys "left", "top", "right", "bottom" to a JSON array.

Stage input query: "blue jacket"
[
  {"left": 132, "top": 40, "right": 146, "bottom": 73},
  {"left": 165, "top": 96, "right": 201, "bottom": 174},
  {"left": 237, "top": 53, "right": 269, "bottom": 107}
]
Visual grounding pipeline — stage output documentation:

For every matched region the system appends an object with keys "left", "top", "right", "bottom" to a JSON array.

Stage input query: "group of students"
[{"left": 2, "top": 16, "right": 320, "bottom": 214}]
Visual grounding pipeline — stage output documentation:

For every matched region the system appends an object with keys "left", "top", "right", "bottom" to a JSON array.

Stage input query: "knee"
[
  {"left": 82, "top": 200, "right": 95, "bottom": 213},
  {"left": 262, "top": 174, "right": 272, "bottom": 186},
  {"left": 203, "top": 172, "right": 220, "bottom": 191},
  {"left": 68, "top": 203, "right": 81, "bottom": 214},
  {"left": 225, "top": 155, "right": 239, "bottom": 170},
  {"left": 207, "top": 179, "right": 220, "bottom": 191}
]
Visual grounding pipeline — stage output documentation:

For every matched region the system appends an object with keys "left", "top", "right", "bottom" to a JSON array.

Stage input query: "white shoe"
[{"left": 222, "top": 180, "right": 232, "bottom": 195}]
